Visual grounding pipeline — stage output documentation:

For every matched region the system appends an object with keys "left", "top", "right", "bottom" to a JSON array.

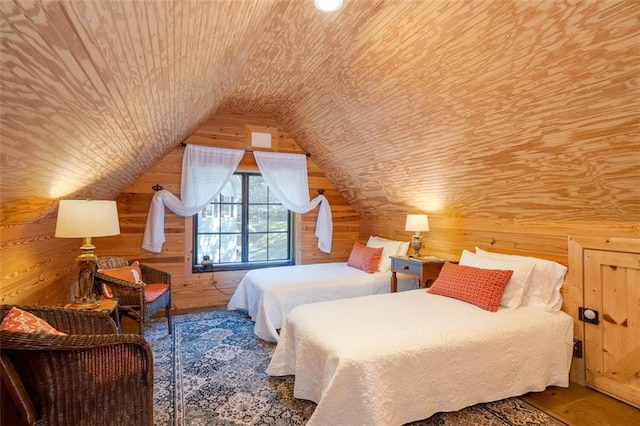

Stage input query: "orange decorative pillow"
[
  {"left": 98, "top": 261, "right": 144, "bottom": 284},
  {"left": 347, "top": 242, "right": 383, "bottom": 274},
  {"left": 0, "top": 307, "right": 66, "bottom": 335},
  {"left": 427, "top": 262, "right": 513, "bottom": 312},
  {"left": 98, "top": 261, "right": 144, "bottom": 299}
]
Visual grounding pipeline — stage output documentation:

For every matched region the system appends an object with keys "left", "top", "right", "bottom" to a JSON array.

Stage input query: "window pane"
[
  {"left": 249, "top": 175, "right": 268, "bottom": 203},
  {"left": 269, "top": 205, "right": 288, "bottom": 231},
  {"left": 268, "top": 233, "right": 288, "bottom": 260},
  {"left": 268, "top": 186, "right": 279, "bottom": 203},
  {"left": 197, "top": 234, "right": 219, "bottom": 263},
  {"left": 198, "top": 204, "right": 220, "bottom": 233},
  {"left": 248, "top": 205, "right": 267, "bottom": 232},
  {"left": 220, "top": 205, "right": 241, "bottom": 233},
  {"left": 219, "top": 234, "right": 241, "bottom": 263},
  {"left": 248, "top": 233, "right": 268, "bottom": 261}
]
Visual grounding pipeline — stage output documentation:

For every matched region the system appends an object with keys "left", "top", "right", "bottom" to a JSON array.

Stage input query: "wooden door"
[{"left": 584, "top": 249, "right": 640, "bottom": 408}]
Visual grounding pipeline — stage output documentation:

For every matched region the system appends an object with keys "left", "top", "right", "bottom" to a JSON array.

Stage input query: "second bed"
[{"left": 227, "top": 261, "right": 416, "bottom": 341}]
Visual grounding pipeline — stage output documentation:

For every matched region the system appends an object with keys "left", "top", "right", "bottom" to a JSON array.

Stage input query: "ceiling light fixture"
[{"left": 314, "top": 0, "right": 343, "bottom": 13}]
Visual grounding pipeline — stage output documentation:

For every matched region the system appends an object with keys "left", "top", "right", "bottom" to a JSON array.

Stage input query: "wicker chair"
[
  {"left": 94, "top": 256, "right": 172, "bottom": 335},
  {"left": 0, "top": 305, "right": 153, "bottom": 426}
]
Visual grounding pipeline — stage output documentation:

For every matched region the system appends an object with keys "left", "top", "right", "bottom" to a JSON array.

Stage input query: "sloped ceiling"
[{"left": 1, "top": 0, "right": 638, "bottom": 224}]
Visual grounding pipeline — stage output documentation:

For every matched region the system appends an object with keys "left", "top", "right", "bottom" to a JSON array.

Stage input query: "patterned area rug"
[{"left": 146, "top": 310, "right": 565, "bottom": 426}]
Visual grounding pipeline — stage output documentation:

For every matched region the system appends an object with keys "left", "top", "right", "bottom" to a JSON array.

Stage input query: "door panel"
[{"left": 584, "top": 249, "right": 640, "bottom": 408}]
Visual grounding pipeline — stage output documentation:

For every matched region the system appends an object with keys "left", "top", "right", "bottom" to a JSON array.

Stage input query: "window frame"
[{"left": 191, "top": 172, "right": 294, "bottom": 273}]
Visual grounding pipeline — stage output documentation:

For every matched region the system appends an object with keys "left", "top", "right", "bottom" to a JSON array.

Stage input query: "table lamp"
[
  {"left": 405, "top": 214, "right": 429, "bottom": 258},
  {"left": 55, "top": 200, "right": 120, "bottom": 308}
]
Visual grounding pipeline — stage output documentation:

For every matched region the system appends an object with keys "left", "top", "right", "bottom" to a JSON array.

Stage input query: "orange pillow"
[
  {"left": 98, "top": 261, "right": 144, "bottom": 299},
  {"left": 427, "top": 262, "right": 513, "bottom": 312},
  {"left": 98, "top": 260, "right": 144, "bottom": 284},
  {"left": 347, "top": 242, "right": 383, "bottom": 274},
  {"left": 0, "top": 307, "right": 66, "bottom": 335}
]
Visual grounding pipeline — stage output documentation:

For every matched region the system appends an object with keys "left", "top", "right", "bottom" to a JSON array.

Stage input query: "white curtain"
[
  {"left": 142, "top": 145, "right": 244, "bottom": 252},
  {"left": 254, "top": 151, "right": 333, "bottom": 253}
]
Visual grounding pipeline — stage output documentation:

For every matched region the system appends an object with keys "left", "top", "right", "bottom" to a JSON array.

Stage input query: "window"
[{"left": 193, "top": 172, "right": 293, "bottom": 272}]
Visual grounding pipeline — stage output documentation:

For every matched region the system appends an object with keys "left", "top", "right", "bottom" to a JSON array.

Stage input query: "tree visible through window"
[{"left": 193, "top": 172, "right": 293, "bottom": 271}]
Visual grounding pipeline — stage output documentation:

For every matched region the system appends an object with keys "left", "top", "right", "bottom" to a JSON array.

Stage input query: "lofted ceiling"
[{"left": 1, "top": 0, "right": 638, "bottom": 225}]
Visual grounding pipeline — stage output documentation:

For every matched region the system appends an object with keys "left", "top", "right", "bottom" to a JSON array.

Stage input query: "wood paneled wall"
[
  {"left": 362, "top": 215, "right": 639, "bottom": 263},
  {"left": 0, "top": 219, "right": 77, "bottom": 306},
  {"left": 97, "top": 112, "right": 358, "bottom": 310},
  {"left": 360, "top": 212, "right": 639, "bottom": 321}
]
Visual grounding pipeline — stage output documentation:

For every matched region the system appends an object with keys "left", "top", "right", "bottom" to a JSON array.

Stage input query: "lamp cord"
[{"left": 210, "top": 269, "right": 234, "bottom": 296}]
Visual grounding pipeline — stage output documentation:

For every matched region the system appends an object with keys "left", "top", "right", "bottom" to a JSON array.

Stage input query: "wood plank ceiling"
[{"left": 1, "top": 0, "right": 638, "bottom": 225}]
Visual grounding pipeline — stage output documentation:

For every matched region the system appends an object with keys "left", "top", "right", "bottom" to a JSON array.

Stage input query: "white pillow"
[
  {"left": 366, "top": 236, "right": 405, "bottom": 272},
  {"left": 397, "top": 241, "right": 410, "bottom": 256},
  {"left": 371, "top": 236, "right": 410, "bottom": 257},
  {"left": 459, "top": 250, "right": 535, "bottom": 309},
  {"left": 475, "top": 247, "right": 567, "bottom": 311}
]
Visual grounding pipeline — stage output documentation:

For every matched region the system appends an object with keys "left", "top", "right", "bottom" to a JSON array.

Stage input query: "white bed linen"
[
  {"left": 267, "top": 290, "right": 574, "bottom": 426},
  {"left": 227, "top": 262, "right": 416, "bottom": 342}
]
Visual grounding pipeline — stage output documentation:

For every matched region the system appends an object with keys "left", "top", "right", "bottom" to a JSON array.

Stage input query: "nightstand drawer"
[
  {"left": 389, "top": 255, "right": 447, "bottom": 292},
  {"left": 393, "top": 259, "right": 423, "bottom": 276}
]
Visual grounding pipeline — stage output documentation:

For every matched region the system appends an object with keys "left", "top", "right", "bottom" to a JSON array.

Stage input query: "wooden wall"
[
  {"left": 361, "top": 212, "right": 638, "bottom": 312},
  {"left": 96, "top": 112, "right": 358, "bottom": 310},
  {"left": 0, "top": 219, "right": 78, "bottom": 306}
]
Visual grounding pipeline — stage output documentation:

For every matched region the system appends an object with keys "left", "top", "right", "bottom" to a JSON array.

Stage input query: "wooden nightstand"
[
  {"left": 65, "top": 299, "right": 121, "bottom": 332},
  {"left": 390, "top": 255, "right": 447, "bottom": 292}
]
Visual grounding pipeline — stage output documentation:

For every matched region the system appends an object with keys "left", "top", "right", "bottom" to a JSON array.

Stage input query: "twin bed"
[
  {"left": 227, "top": 262, "right": 416, "bottom": 342},
  {"left": 267, "top": 290, "right": 573, "bottom": 425},
  {"left": 228, "top": 236, "right": 413, "bottom": 342},
  {"left": 228, "top": 242, "right": 573, "bottom": 425}
]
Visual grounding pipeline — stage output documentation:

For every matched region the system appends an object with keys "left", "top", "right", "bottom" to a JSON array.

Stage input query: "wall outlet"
[{"left": 573, "top": 338, "right": 583, "bottom": 358}]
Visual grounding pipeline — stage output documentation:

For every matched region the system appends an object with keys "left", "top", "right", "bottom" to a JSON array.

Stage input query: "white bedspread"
[
  {"left": 267, "top": 290, "right": 574, "bottom": 426},
  {"left": 227, "top": 262, "right": 416, "bottom": 342}
]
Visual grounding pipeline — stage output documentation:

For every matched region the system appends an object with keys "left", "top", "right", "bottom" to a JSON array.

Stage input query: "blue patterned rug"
[{"left": 145, "top": 310, "right": 565, "bottom": 426}]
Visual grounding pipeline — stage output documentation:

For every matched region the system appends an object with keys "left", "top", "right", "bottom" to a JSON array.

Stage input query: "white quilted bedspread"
[
  {"left": 227, "top": 262, "right": 416, "bottom": 342},
  {"left": 267, "top": 290, "right": 574, "bottom": 426}
]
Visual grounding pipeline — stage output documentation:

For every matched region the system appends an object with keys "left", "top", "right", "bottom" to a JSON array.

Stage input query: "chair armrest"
[
  {"left": 140, "top": 264, "right": 171, "bottom": 286},
  {"left": 0, "top": 305, "right": 118, "bottom": 335},
  {"left": 1, "top": 331, "right": 153, "bottom": 426},
  {"left": 94, "top": 272, "right": 145, "bottom": 306}
]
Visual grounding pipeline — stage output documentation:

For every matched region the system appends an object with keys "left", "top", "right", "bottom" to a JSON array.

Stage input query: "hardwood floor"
[{"left": 522, "top": 383, "right": 639, "bottom": 425}]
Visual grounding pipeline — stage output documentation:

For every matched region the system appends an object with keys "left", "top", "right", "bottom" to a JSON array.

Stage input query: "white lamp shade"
[
  {"left": 55, "top": 200, "right": 120, "bottom": 238},
  {"left": 405, "top": 214, "right": 430, "bottom": 232}
]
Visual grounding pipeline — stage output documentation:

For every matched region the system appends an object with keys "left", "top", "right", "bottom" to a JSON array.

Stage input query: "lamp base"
[
  {"left": 70, "top": 299, "right": 100, "bottom": 309},
  {"left": 410, "top": 235, "right": 422, "bottom": 258},
  {"left": 74, "top": 250, "right": 99, "bottom": 309}
]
